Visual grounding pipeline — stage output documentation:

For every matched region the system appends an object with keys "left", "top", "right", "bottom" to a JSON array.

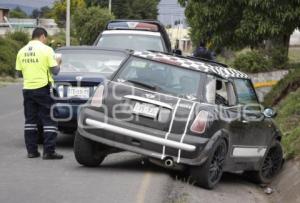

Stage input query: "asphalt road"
[{"left": 0, "top": 84, "right": 270, "bottom": 203}]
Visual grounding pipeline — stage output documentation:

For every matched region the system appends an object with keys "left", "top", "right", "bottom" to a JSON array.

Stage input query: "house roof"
[
  {"left": 0, "top": 7, "right": 10, "bottom": 11},
  {"left": 133, "top": 51, "right": 249, "bottom": 79}
]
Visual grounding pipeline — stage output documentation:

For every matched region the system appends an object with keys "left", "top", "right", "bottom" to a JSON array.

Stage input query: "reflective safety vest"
[{"left": 16, "top": 40, "right": 57, "bottom": 89}]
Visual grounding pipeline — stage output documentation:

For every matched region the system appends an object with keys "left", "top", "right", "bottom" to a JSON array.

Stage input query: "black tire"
[
  {"left": 74, "top": 131, "right": 107, "bottom": 167},
  {"left": 62, "top": 129, "right": 76, "bottom": 135},
  {"left": 244, "top": 141, "right": 283, "bottom": 184},
  {"left": 190, "top": 139, "right": 227, "bottom": 189},
  {"left": 59, "top": 127, "right": 77, "bottom": 135}
]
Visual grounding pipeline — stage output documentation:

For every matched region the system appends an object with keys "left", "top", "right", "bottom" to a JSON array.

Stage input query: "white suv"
[{"left": 94, "top": 20, "right": 174, "bottom": 53}]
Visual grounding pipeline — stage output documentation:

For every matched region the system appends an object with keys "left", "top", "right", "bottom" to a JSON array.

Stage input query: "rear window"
[
  {"left": 57, "top": 49, "right": 127, "bottom": 77},
  {"left": 97, "top": 34, "right": 165, "bottom": 52},
  {"left": 114, "top": 57, "right": 205, "bottom": 101},
  {"left": 107, "top": 21, "right": 159, "bottom": 32}
]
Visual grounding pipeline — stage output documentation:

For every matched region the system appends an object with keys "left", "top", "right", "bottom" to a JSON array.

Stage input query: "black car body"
[
  {"left": 52, "top": 47, "right": 128, "bottom": 133},
  {"left": 94, "top": 19, "right": 175, "bottom": 53},
  {"left": 75, "top": 51, "right": 284, "bottom": 189}
]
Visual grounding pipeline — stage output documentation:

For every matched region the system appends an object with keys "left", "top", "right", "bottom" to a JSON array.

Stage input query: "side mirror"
[
  {"left": 173, "top": 49, "right": 182, "bottom": 55},
  {"left": 263, "top": 108, "right": 277, "bottom": 118}
]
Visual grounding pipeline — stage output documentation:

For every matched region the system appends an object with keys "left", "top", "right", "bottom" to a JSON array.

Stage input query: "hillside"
[
  {"left": 0, "top": 3, "right": 35, "bottom": 15},
  {"left": 264, "top": 68, "right": 300, "bottom": 159},
  {"left": 264, "top": 68, "right": 300, "bottom": 107},
  {"left": 275, "top": 88, "right": 300, "bottom": 158},
  {"left": 0, "top": 0, "right": 54, "bottom": 15}
]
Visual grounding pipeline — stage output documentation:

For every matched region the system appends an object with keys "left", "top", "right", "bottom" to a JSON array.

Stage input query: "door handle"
[{"left": 242, "top": 120, "right": 249, "bottom": 124}]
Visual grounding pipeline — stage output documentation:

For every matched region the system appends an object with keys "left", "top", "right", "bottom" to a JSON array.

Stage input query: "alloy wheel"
[
  {"left": 261, "top": 146, "right": 282, "bottom": 179},
  {"left": 209, "top": 142, "right": 226, "bottom": 183}
]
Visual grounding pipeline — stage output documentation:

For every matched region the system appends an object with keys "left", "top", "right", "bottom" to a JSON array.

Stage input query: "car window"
[
  {"left": 97, "top": 34, "right": 165, "bottom": 52},
  {"left": 234, "top": 79, "right": 258, "bottom": 104},
  {"left": 215, "top": 79, "right": 229, "bottom": 106},
  {"left": 58, "top": 50, "right": 127, "bottom": 77},
  {"left": 114, "top": 57, "right": 205, "bottom": 101}
]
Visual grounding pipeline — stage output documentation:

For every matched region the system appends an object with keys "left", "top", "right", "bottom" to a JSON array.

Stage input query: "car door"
[{"left": 229, "top": 78, "right": 272, "bottom": 158}]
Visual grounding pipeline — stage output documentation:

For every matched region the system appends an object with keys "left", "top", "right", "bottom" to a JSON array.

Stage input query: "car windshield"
[
  {"left": 97, "top": 34, "right": 165, "bottom": 52},
  {"left": 58, "top": 50, "right": 127, "bottom": 77},
  {"left": 115, "top": 57, "right": 205, "bottom": 100}
]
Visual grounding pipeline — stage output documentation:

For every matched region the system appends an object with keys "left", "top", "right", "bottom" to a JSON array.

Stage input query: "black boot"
[
  {"left": 43, "top": 152, "right": 63, "bottom": 160},
  {"left": 27, "top": 152, "right": 41, "bottom": 158}
]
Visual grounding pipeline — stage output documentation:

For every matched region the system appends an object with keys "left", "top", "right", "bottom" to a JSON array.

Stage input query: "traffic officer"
[{"left": 16, "top": 27, "right": 63, "bottom": 159}]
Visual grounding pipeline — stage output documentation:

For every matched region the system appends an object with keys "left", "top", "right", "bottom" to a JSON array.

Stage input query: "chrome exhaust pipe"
[{"left": 164, "top": 158, "right": 174, "bottom": 167}]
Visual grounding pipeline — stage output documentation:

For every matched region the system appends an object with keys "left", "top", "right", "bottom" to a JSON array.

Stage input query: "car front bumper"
[
  {"left": 53, "top": 102, "right": 82, "bottom": 131},
  {"left": 78, "top": 107, "right": 211, "bottom": 166}
]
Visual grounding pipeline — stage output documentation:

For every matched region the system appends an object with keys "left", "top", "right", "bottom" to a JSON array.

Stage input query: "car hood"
[{"left": 54, "top": 72, "right": 106, "bottom": 83}]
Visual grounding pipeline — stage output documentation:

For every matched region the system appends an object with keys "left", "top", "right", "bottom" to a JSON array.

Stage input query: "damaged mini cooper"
[{"left": 74, "top": 51, "right": 284, "bottom": 189}]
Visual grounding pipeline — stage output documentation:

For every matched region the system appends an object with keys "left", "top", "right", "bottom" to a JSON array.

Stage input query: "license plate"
[
  {"left": 67, "top": 87, "right": 90, "bottom": 99},
  {"left": 133, "top": 103, "right": 159, "bottom": 118}
]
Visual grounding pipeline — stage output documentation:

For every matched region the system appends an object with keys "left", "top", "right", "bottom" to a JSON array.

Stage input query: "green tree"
[
  {"left": 52, "top": 0, "right": 86, "bottom": 26},
  {"left": 0, "top": 31, "right": 28, "bottom": 76},
  {"left": 9, "top": 6, "right": 28, "bottom": 18},
  {"left": 31, "top": 9, "right": 40, "bottom": 18},
  {"left": 114, "top": 0, "right": 159, "bottom": 19},
  {"left": 31, "top": 6, "right": 52, "bottom": 18},
  {"left": 6, "top": 31, "right": 29, "bottom": 46},
  {"left": 40, "top": 6, "right": 52, "bottom": 18},
  {"left": 73, "top": 6, "right": 114, "bottom": 45},
  {"left": 85, "top": 0, "right": 107, "bottom": 7},
  {"left": 47, "top": 32, "right": 79, "bottom": 49},
  {"left": 179, "top": 0, "right": 300, "bottom": 65},
  {"left": 84, "top": 0, "right": 159, "bottom": 19}
]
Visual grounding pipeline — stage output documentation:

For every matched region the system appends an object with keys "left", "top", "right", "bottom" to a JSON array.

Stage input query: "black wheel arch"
[{"left": 193, "top": 129, "right": 230, "bottom": 166}]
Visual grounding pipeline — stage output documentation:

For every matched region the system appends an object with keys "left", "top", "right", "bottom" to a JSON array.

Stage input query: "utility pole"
[
  {"left": 66, "top": 0, "right": 71, "bottom": 46},
  {"left": 109, "top": 0, "right": 112, "bottom": 13}
]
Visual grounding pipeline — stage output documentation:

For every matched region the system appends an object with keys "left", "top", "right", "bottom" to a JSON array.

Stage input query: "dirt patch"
[
  {"left": 272, "top": 81, "right": 300, "bottom": 106},
  {"left": 267, "top": 159, "right": 300, "bottom": 203},
  {"left": 166, "top": 160, "right": 300, "bottom": 203},
  {"left": 263, "top": 68, "right": 300, "bottom": 107},
  {"left": 166, "top": 173, "right": 269, "bottom": 203}
]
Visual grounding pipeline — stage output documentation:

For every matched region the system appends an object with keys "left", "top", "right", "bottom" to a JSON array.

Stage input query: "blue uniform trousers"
[{"left": 23, "top": 85, "right": 57, "bottom": 154}]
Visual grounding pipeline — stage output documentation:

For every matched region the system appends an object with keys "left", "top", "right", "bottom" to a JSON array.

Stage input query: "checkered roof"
[{"left": 133, "top": 51, "right": 249, "bottom": 79}]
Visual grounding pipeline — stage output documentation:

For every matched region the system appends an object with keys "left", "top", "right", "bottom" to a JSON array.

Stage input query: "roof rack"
[{"left": 145, "top": 50, "right": 228, "bottom": 68}]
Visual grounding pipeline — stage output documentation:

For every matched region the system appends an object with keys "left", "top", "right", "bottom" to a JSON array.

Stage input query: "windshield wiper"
[{"left": 126, "top": 79, "right": 157, "bottom": 90}]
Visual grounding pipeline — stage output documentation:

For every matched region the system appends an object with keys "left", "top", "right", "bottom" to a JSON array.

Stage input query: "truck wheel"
[
  {"left": 190, "top": 139, "right": 227, "bottom": 189},
  {"left": 244, "top": 141, "right": 283, "bottom": 184},
  {"left": 74, "top": 131, "right": 107, "bottom": 167}
]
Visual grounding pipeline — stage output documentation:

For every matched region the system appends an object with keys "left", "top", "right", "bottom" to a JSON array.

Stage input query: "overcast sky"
[
  {"left": 0, "top": 0, "right": 185, "bottom": 25},
  {"left": 158, "top": 0, "right": 185, "bottom": 26},
  {"left": 0, "top": 0, "right": 54, "bottom": 8}
]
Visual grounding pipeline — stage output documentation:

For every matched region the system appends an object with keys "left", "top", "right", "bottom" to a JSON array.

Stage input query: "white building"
[
  {"left": 166, "top": 25, "right": 193, "bottom": 55},
  {"left": 290, "top": 29, "right": 300, "bottom": 46},
  {"left": 0, "top": 7, "right": 60, "bottom": 36},
  {"left": 0, "top": 7, "right": 9, "bottom": 23}
]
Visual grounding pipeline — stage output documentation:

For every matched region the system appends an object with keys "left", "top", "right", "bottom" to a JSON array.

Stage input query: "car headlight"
[
  {"left": 57, "top": 85, "right": 64, "bottom": 98},
  {"left": 91, "top": 85, "right": 104, "bottom": 107}
]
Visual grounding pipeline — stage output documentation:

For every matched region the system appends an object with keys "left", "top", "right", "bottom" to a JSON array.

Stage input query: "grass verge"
[
  {"left": 288, "top": 47, "right": 300, "bottom": 63},
  {"left": 263, "top": 67, "right": 300, "bottom": 107},
  {"left": 0, "top": 76, "right": 20, "bottom": 87},
  {"left": 274, "top": 89, "right": 300, "bottom": 159}
]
